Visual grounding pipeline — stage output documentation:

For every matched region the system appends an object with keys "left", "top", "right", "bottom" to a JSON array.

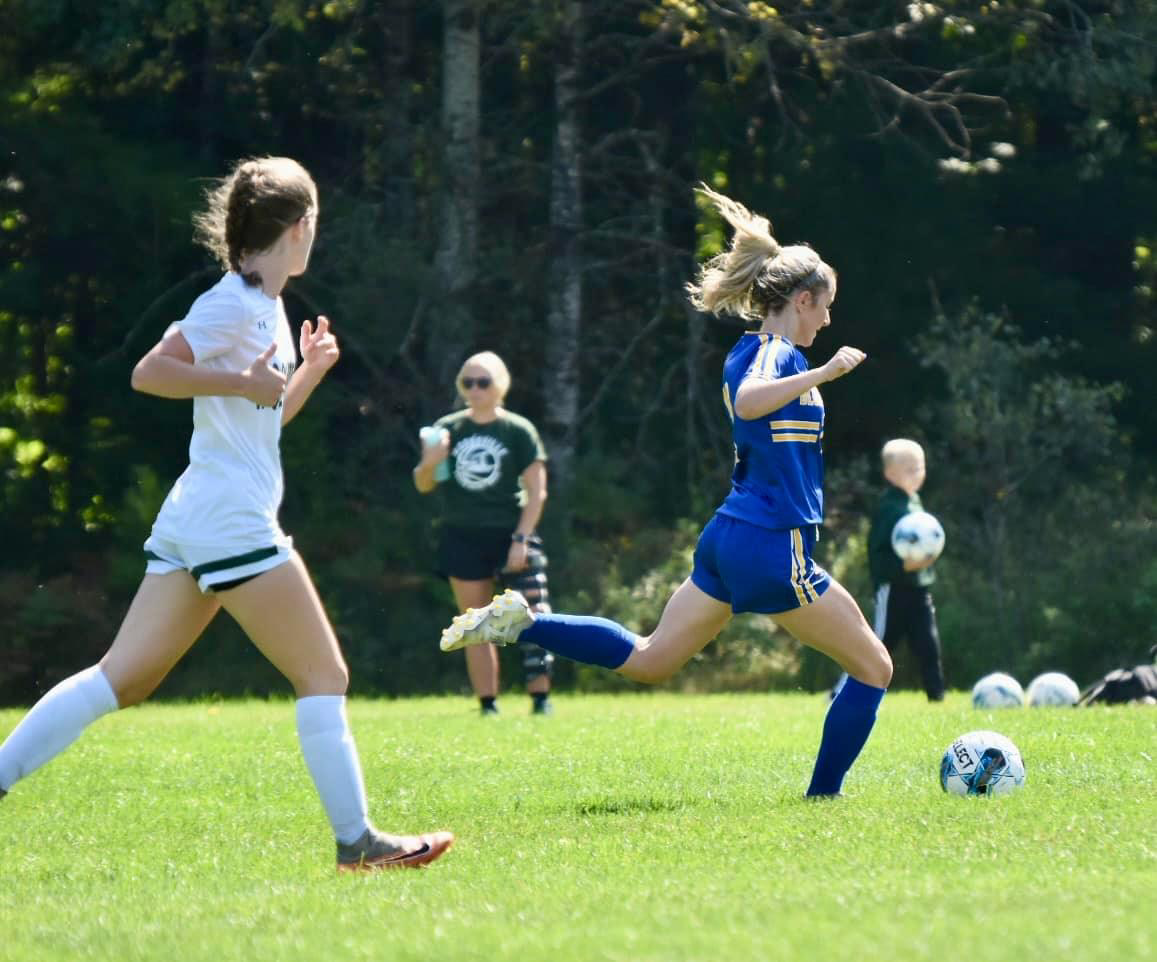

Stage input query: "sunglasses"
[{"left": 461, "top": 377, "right": 492, "bottom": 390}]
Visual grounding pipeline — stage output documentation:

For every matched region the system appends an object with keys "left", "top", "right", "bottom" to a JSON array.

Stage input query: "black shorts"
[{"left": 437, "top": 525, "right": 540, "bottom": 581}]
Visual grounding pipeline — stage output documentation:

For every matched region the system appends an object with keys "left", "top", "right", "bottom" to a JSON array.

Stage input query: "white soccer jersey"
[{"left": 150, "top": 272, "right": 297, "bottom": 551}]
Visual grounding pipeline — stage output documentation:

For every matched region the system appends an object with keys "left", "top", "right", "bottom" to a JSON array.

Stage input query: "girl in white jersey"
[{"left": 0, "top": 157, "right": 452, "bottom": 871}]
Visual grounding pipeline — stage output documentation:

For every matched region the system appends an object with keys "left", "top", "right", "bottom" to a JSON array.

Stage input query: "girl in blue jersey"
[
  {"left": 0, "top": 157, "right": 452, "bottom": 868},
  {"left": 441, "top": 186, "right": 891, "bottom": 797}
]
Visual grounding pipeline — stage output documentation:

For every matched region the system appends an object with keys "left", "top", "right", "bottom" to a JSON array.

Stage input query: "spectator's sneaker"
[
  {"left": 480, "top": 702, "right": 500, "bottom": 717},
  {"left": 336, "top": 827, "right": 454, "bottom": 873},
  {"left": 531, "top": 698, "right": 553, "bottom": 716},
  {"left": 440, "top": 590, "right": 534, "bottom": 652}
]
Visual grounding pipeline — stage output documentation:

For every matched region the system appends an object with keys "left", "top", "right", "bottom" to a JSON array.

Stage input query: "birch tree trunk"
[
  {"left": 542, "top": 0, "right": 584, "bottom": 508},
  {"left": 430, "top": 0, "right": 480, "bottom": 407}
]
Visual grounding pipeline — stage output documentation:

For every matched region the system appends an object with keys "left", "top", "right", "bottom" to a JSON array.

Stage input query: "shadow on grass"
[{"left": 571, "top": 796, "right": 687, "bottom": 816}]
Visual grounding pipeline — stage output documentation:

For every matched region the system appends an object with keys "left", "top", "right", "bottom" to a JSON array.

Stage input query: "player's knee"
[
  {"left": 295, "top": 659, "right": 349, "bottom": 697},
  {"left": 865, "top": 644, "right": 893, "bottom": 689},
  {"left": 325, "top": 661, "right": 351, "bottom": 695},
  {"left": 628, "top": 664, "right": 673, "bottom": 685},
  {"left": 620, "top": 636, "right": 677, "bottom": 685},
  {"left": 111, "top": 679, "right": 153, "bottom": 708}
]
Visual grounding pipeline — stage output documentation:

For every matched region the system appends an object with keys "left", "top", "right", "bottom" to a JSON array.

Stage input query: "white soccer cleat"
[{"left": 440, "top": 589, "right": 535, "bottom": 652}]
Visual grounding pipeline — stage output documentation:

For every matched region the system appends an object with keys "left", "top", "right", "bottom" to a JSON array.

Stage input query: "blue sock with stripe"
[
  {"left": 806, "top": 676, "right": 886, "bottom": 797},
  {"left": 519, "top": 614, "right": 638, "bottom": 670}
]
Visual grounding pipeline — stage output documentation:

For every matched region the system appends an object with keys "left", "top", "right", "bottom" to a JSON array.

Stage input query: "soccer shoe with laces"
[
  {"left": 440, "top": 589, "right": 534, "bottom": 652},
  {"left": 336, "top": 826, "right": 454, "bottom": 872}
]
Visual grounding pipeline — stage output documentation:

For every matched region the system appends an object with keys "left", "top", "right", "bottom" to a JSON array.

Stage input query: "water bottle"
[{"left": 419, "top": 426, "right": 451, "bottom": 482}]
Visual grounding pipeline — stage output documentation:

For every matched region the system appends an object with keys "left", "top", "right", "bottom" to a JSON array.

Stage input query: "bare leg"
[
  {"left": 772, "top": 580, "right": 892, "bottom": 688},
  {"left": 215, "top": 552, "right": 348, "bottom": 696},
  {"left": 101, "top": 572, "right": 222, "bottom": 705},
  {"left": 772, "top": 579, "right": 892, "bottom": 796},
  {"left": 450, "top": 576, "right": 500, "bottom": 700},
  {"left": 619, "top": 579, "right": 733, "bottom": 684},
  {"left": 0, "top": 572, "right": 218, "bottom": 792},
  {"left": 218, "top": 552, "right": 452, "bottom": 862}
]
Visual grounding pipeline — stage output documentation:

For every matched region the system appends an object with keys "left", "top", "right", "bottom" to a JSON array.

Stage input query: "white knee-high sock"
[
  {"left": 295, "top": 696, "right": 370, "bottom": 845},
  {"left": 0, "top": 665, "right": 119, "bottom": 792}
]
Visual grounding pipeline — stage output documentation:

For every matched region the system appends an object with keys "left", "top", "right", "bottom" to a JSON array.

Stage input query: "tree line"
[{"left": 1, "top": 0, "right": 1154, "bottom": 703}]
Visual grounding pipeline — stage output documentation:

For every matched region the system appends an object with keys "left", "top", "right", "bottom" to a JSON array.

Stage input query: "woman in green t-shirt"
[{"left": 413, "top": 351, "right": 554, "bottom": 716}]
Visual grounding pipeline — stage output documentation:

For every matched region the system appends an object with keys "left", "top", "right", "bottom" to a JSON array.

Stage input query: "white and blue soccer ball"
[
  {"left": 1026, "top": 671, "right": 1081, "bottom": 707},
  {"left": 971, "top": 671, "right": 1025, "bottom": 708},
  {"left": 891, "top": 511, "right": 946, "bottom": 564},
  {"left": 940, "top": 730, "right": 1026, "bottom": 797}
]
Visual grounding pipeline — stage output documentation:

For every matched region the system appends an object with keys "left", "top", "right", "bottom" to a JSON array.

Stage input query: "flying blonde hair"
[{"left": 685, "top": 185, "right": 834, "bottom": 323}]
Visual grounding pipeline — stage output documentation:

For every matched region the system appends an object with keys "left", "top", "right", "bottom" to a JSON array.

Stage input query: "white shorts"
[{"left": 143, "top": 535, "right": 294, "bottom": 593}]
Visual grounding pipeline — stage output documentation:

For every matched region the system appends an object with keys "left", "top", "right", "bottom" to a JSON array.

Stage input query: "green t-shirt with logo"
[{"left": 432, "top": 408, "right": 548, "bottom": 529}]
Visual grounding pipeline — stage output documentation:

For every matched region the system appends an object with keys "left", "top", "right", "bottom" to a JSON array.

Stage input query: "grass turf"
[{"left": 1, "top": 692, "right": 1153, "bottom": 962}]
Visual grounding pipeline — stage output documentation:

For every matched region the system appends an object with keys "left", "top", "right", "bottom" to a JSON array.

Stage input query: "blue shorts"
[{"left": 690, "top": 514, "right": 831, "bottom": 615}]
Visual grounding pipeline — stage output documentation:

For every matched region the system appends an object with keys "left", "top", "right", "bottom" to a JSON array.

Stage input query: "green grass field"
[{"left": 1, "top": 692, "right": 1153, "bottom": 962}]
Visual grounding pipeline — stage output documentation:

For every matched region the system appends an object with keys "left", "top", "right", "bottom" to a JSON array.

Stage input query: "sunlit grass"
[{"left": 1, "top": 693, "right": 1153, "bottom": 962}]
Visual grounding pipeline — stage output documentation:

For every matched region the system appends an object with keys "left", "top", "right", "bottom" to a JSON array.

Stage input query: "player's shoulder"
[
  {"left": 497, "top": 408, "right": 539, "bottom": 435},
  {"left": 435, "top": 408, "right": 473, "bottom": 429},
  {"left": 185, "top": 273, "right": 252, "bottom": 319},
  {"left": 734, "top": 332, "right": 801, "bottom": 378}
]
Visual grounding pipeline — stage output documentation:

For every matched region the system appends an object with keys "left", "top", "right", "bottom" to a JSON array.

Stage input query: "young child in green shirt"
[
  {"left": 833, "top": 438, "right": 944, "bottom": 701},
  {"left": 866, "top": 438, "right": 945, "bottom": 701}
]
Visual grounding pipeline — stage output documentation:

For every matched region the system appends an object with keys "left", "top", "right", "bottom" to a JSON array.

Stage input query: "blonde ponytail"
[{"left": 686, "top": 184, "right": 833, "bottom": 322}]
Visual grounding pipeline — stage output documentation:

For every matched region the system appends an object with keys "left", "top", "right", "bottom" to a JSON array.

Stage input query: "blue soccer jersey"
[{"left": 717, "top": 332, "right": 825, "bottom": 530}]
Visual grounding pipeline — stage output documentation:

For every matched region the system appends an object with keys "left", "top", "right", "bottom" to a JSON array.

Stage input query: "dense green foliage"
[
  {"left": 1, "top": 1, "right": 1154, "bottom": 702},
  {"left": 1, "top": 694, "right": 1154, "bottom": 961}
]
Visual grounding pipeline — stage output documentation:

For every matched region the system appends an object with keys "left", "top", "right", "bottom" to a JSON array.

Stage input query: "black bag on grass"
[{"left": 1078, "top": 664, "right": 1157, "bottom": 706}]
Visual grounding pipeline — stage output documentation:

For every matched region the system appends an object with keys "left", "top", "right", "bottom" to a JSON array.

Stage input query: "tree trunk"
[
  {"left": 380, "top": 0, "right": 416, "bottom": 232},
  {"left": 198, "top": 15, "right": 221, "bottom": 164},
  {"left": 542, "top": 0, "right": 584, "bottom": 509},
  {"left": 429, "top": 0, "right": 481, "bottom": 411}
]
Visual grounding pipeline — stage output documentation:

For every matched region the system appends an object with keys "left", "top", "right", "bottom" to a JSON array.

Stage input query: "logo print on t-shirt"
[{"left": 453, "top": 435, "right": 509, "bottom": 491}]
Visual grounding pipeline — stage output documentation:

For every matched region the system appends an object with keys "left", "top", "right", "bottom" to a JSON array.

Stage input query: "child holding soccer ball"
[{"left": 866, "top": 438, "right": 945, "bottom": 702}]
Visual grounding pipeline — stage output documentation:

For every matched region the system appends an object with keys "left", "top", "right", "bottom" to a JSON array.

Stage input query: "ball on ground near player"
[
  {"left": 940, "top": 730, "right": 1026, "bottom": 796},
  {"left": 971, "top": 671, "right": 1025, "bottom": 708},
  {"left": 1026, "top": 671, "right": 1080, "bottom": 707},
  {"left": 890, "top": 511, "right": 945, "bottom": 564}
]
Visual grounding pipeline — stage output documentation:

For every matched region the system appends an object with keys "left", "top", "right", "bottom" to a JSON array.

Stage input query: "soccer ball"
[
  {"left": 1026, "top": 671, "right": 1080, "bottom": 707},
  {"left": 971, "top": 671, "right": 1025, "bottom": 708},
  {"left": 890, "top": 511, "right": 945, "bottom": 564},
  {"left": 940, "top": 730, "right": 1026, "bottom": 797}
]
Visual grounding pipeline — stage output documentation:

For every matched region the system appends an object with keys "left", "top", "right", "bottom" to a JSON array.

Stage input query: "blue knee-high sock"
[
  {"left": 806, "top": 676, "right": 886, "bottom": 797},
  {"left": 519, "top": 614, "right": 637, "bottom": 670}
]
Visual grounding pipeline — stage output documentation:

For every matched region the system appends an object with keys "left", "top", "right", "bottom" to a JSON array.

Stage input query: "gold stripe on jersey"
[
  {"left": 722, "top": 382, "right": 734, "bottom": 423},
  {"left": 770, "top": 420, "right": 821, "bottom": 431},
  {"left": 772, "top": 433, "right": 820, "bottom": 443},
  {"left": 748, "top": 333, "right": 784, "bottom": 380}
]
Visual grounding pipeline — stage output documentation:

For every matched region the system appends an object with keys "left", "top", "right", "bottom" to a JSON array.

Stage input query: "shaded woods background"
[{"left": 2, "top": 1, "right": 1155, "bottom": 704}]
